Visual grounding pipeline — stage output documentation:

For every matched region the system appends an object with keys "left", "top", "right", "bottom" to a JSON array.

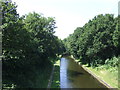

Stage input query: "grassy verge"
[
  {"left": 73, "top": 56, "right": 119, "bottom": 88},
  {"left": 82, "top": 64, "right": 118, "bottom": 88},
  {"left": 51, "top": 60, "right": 60, "bottom": 88}
]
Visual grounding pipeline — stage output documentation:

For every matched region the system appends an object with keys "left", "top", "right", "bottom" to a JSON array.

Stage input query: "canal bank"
[
  {"left": 71, "top": 56, "right": 118, "bottom": 89},
  {"left": 60, "top": 56, "right": 116, "bottom": 89},
  {"left": 81, "top": 65, "right": 112, "bottom": 88}
]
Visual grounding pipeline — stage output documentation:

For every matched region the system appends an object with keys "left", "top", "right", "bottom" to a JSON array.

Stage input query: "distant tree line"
[
  {"left": 63, "top": 14, "right": 120, "bottom": 67},
  {"left": 2, "top": 1, "right": 65, "bottom": 88}
]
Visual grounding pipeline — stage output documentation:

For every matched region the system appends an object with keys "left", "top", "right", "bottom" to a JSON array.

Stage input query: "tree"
[
  {"left": 2, "top": 1, "right": 65, "bottom": 88},
  {"left": 64, "top": 14, "right": 119, "bottom": 66}
]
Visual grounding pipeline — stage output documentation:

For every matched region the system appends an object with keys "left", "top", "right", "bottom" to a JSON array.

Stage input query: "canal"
[{"left": 60, "top": 57, "right": 109, "bottom": 89}]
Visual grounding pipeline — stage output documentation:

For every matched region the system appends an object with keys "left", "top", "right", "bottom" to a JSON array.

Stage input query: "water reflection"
[
  {"left": 67, "top": 69, "right": 84, "bottom": 77},
  {"left": 60, "top": 58, "right": 72, "bottom": 88},
  {"left": 60, "top": 57, "right": 108, "bottom": 88}
]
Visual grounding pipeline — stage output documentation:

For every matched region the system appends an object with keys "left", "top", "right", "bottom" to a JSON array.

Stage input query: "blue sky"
[{"left": 12, "top": 0, "right": 119, "bottom": 39}]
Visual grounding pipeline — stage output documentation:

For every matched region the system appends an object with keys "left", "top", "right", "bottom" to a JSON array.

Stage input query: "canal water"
[{"left": 60, "top": 57, "right": 108, "bottom": 88}]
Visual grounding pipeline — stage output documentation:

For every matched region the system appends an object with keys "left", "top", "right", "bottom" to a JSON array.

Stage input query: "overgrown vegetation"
[
  {"left": 63, "top": 14, "right": 119, "bottom": 87},
  {"left": 64, "top": 14, "right": 119, "bottom": 66},
  {"left": 1, "top": 0, "right": 119, "bottom": 89},
  {"left": 2, "top": 1, "right": 65, "bottom": 88}
]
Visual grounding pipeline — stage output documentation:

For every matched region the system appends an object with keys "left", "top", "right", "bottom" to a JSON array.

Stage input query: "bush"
[{"left": 105, "top": 56, "right": 119, "bottom": 67}]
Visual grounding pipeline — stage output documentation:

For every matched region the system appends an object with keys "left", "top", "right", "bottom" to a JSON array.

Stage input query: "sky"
[{"left": 12, "top": 0, "right": 119, "bottom": 39}]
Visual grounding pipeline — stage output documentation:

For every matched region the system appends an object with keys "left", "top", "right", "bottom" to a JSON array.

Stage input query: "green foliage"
[
  {"left": 105, "top": 56, "right": 119, "bottom": 67},
  {"left": 2, "top": 1, "right": 65, "bottom": 88},
  {"left": 51, "top": 60, "right": 60, "bottom": 88},
  {"left": 64, "top": 14, "right": 119, "bottom": 67}
]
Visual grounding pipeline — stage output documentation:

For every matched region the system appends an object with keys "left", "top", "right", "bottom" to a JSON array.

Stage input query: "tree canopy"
[
  {"left": 2, "top": 1, "right": 65, "bottom": 88},
  {"left": 63, "top": 14, "right": 119, "bottom": 66}
]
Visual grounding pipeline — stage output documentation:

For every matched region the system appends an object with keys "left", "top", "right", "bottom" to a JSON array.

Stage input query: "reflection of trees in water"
[
  {"left": 67, "top": 69, "right": 84, "bottom": 84},
  {"left": 67, "top": 69, "right": 84, "bottom": 77}
]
